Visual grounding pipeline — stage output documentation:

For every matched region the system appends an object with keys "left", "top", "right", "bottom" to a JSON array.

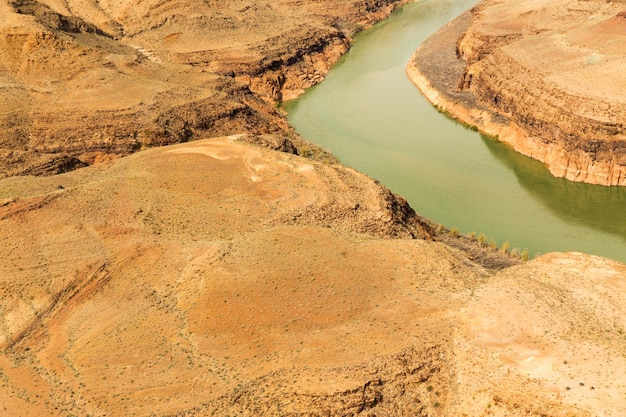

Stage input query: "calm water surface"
[{"left": 284, "top": 0, "right": 626, "bottom": 263}]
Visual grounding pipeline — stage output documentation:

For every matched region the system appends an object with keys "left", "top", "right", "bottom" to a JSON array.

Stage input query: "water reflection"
[
  {"left": 481, "top": 135, "right": 626, "bottom": 238},
  {"left": 286, "top": 0, "right": 626, "bottom": 263}
]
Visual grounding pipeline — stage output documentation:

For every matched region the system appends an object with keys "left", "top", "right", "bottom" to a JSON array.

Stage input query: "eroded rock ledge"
[
  {"left": 407, "top": 0, "right": 626, "bottom": 186},
  {"left": 1, "top": 137, "right": 625, "bottom": 416},
  {"left": 0, "top": 0, "right": 409, "bottom": 178}
]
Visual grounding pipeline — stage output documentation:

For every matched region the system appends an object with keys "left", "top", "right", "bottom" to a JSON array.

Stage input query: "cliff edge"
[
  {"left": 2, "top": 1, "right": 626, "bottom": 415},
  {"left": 407, "top": 0, "right": 626, "bottom": 186},
  {"left": 0, "top": 0, "right": 409, "bottom": 178}
]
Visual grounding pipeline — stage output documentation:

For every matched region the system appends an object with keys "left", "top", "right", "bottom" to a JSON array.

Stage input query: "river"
[{"left": 284, "top": 0, "right": 626, "bottom": 263}]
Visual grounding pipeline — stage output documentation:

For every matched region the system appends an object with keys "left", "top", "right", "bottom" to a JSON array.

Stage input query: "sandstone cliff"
[
  {"left": 0, "top": 0, "right": 408, "bottom": 179},
  {"left": 408, "top": 0, "right": 626, "bottom": 186},
  {"left": 2, "top": 1, "right": 626, "bottom": 415}
]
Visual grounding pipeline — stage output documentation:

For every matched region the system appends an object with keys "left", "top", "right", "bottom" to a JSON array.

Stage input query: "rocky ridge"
[
  {"left": 1, "top": 0, "right": 626, "bottom": 416},
  {"left": 408, "top": 0, "right": 626, "bottom": 186},
  {"left": 0, "top": 0, "right": 409, "bottom": 178}
]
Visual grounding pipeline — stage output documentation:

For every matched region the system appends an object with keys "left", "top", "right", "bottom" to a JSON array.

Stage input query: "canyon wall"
[
  {"left": 1, "top": 2, "right": 626, "bottom": 415},
  {"left": 408, "top": 0, "right": 626, "bottom": 186},
  {"left": 0, "top": 0, "right": 408, "bottom": 178}
]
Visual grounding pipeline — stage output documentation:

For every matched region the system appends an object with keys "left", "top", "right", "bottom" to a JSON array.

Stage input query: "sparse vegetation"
[
  {"left": 521, "top": 249, "right": 529, "bottom": 261},
  {"left": 501, "top": 241, "right": 510, "bottom": 253}
]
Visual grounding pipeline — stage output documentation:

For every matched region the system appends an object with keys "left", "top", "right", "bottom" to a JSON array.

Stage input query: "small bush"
[
  {"left": 521, "top": 249, "right": 529, "bottom": 261},
  {"left": 501, "top": 241, "right": 510, "bottom": 253}
]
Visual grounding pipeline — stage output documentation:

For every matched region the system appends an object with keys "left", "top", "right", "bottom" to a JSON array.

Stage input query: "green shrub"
[{"left": 521, "top": 249, "right": 529, "bottom": 261}]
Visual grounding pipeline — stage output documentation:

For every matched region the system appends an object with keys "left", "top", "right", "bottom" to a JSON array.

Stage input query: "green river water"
[{"left": 284, "top": 0, "right": 626, "bottom": 263}]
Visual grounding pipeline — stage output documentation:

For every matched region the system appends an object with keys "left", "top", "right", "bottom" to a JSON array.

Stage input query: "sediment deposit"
[{"left": 408, "top": 0, "right": 626, "bottom": 186}]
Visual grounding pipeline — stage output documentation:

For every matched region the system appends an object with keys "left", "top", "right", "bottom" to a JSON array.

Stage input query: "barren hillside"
[
  {"left": 408, "top": 0, "right": 626, "bottom": 185},
  {"left": 0, "top": 0, "right": 407, "bottom": 178},
  {"left": 2, "top": 0, "right": 626, "bottom": 415},
  {"left": 1, "top": 137, "right": 625, "bottom": 416}
]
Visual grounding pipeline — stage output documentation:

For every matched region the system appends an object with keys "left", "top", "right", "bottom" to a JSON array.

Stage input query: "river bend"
[{"left": 285, "top": 0, "right": 626, "bottom": 263}]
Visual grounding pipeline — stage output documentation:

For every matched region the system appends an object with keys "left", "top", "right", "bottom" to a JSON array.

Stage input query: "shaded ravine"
[{"left": 284, "top": 0, "right": 626, "bottom": 263}]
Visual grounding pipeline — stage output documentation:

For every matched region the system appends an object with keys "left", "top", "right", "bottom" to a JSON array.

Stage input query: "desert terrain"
[
  {"left": 0, "top": 136, "right": 625, "bottom": 416},
  {"left": 408, "top": 0, "right": 626, "bottom": 186},
  {"left": 1, "top": 0, "right": 626, "bottom": 416},
  {"left": 0, "top": 0, "right": 409, "bottom": 178}
]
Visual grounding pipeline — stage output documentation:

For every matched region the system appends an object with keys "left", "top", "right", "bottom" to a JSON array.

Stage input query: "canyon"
[
  {"left": 408, "top": 0, "right": 626, "bottom": 186},
  {"left": 0, "top": 0, "right": 409, "bottom": 178},
  {"left": 2, "top": 136, "right": 626, "bottom": 416},
  {"left": 1, "top": 0, "right": 626, "bottom": 416}
]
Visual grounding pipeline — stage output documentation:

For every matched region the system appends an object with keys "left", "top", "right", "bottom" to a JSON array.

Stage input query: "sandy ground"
[
  {"left": 0, "top": 137, "right": 624, "bottom": 416},
  {"left": 1, "top": 0, "right": 626, "bottom": 415}
]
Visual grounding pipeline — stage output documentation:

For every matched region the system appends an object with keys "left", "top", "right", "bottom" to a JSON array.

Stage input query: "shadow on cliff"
[{"left": 481, "top": 134, "right": 626, "bottom": 240}]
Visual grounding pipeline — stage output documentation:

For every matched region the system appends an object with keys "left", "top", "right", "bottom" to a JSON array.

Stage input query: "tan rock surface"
[
  {"left": 0, "top": 0, "right": 408, "bottom": 178},
  {"left": 408, "top": 0, "right": 626, "bottom": 186},
  {"left": 1, "top": 137, "right": 625, "bottom": 416},
  {"left": 2, "top": 1, "right": 626, "bottom": 415}
]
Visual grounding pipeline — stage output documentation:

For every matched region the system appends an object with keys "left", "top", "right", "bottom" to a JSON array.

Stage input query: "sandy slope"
[
  {"left": 0, "top": 137, "right": 625, "bottom": 416},
  {"left": 2, "top": 0, "right": 626, "bottom": 415}
]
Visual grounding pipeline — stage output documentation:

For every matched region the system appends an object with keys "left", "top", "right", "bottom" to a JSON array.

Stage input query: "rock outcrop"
[
  {"left": 1, "top": 137, "right": 624, "bottom": 416},
  {"left": 2, "top": 1, "right": 626, "bottom": 415},
  {"left": 0, "top": 0, "right": 409, "bottom": 179},
  {"left": 408, "top": 0, "right": 626, "bottom": 186}
]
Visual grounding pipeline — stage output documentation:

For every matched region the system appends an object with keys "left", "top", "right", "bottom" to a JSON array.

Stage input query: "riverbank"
[
  {"left": 407, "top": 0, "right": 626, "bottom": 186},
  {"left": 2, "top": 1, "right": 626, "bottom": 416},
  {"left": 0, "top": 0, "right": 410, "bottom": 178}
]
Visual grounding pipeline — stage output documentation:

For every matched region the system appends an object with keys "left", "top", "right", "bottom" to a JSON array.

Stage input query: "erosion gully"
[{"left": 284, "top": 0, "right": 626, "bottom": 263}]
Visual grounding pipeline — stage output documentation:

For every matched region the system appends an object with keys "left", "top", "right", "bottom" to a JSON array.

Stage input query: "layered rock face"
[
  {"left": 0, "top": 0, "right": 408, "bottom": 178},
  {"left": 2, "top": 1, "right": 626, "bottom": 415},
  {"left": 409, "top": 0, "right": 626, "bottom": 186}
]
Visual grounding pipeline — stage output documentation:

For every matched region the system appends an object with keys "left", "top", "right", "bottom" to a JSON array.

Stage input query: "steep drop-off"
[
  {"left": 2, "top": 1, "right": 626, "bottom": 415},
  {"left": 0, "top": 0, "right": 409, "bottom": 178},
  {"left": 408, "top": 0, "right": 626, "bottom": 186}
]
